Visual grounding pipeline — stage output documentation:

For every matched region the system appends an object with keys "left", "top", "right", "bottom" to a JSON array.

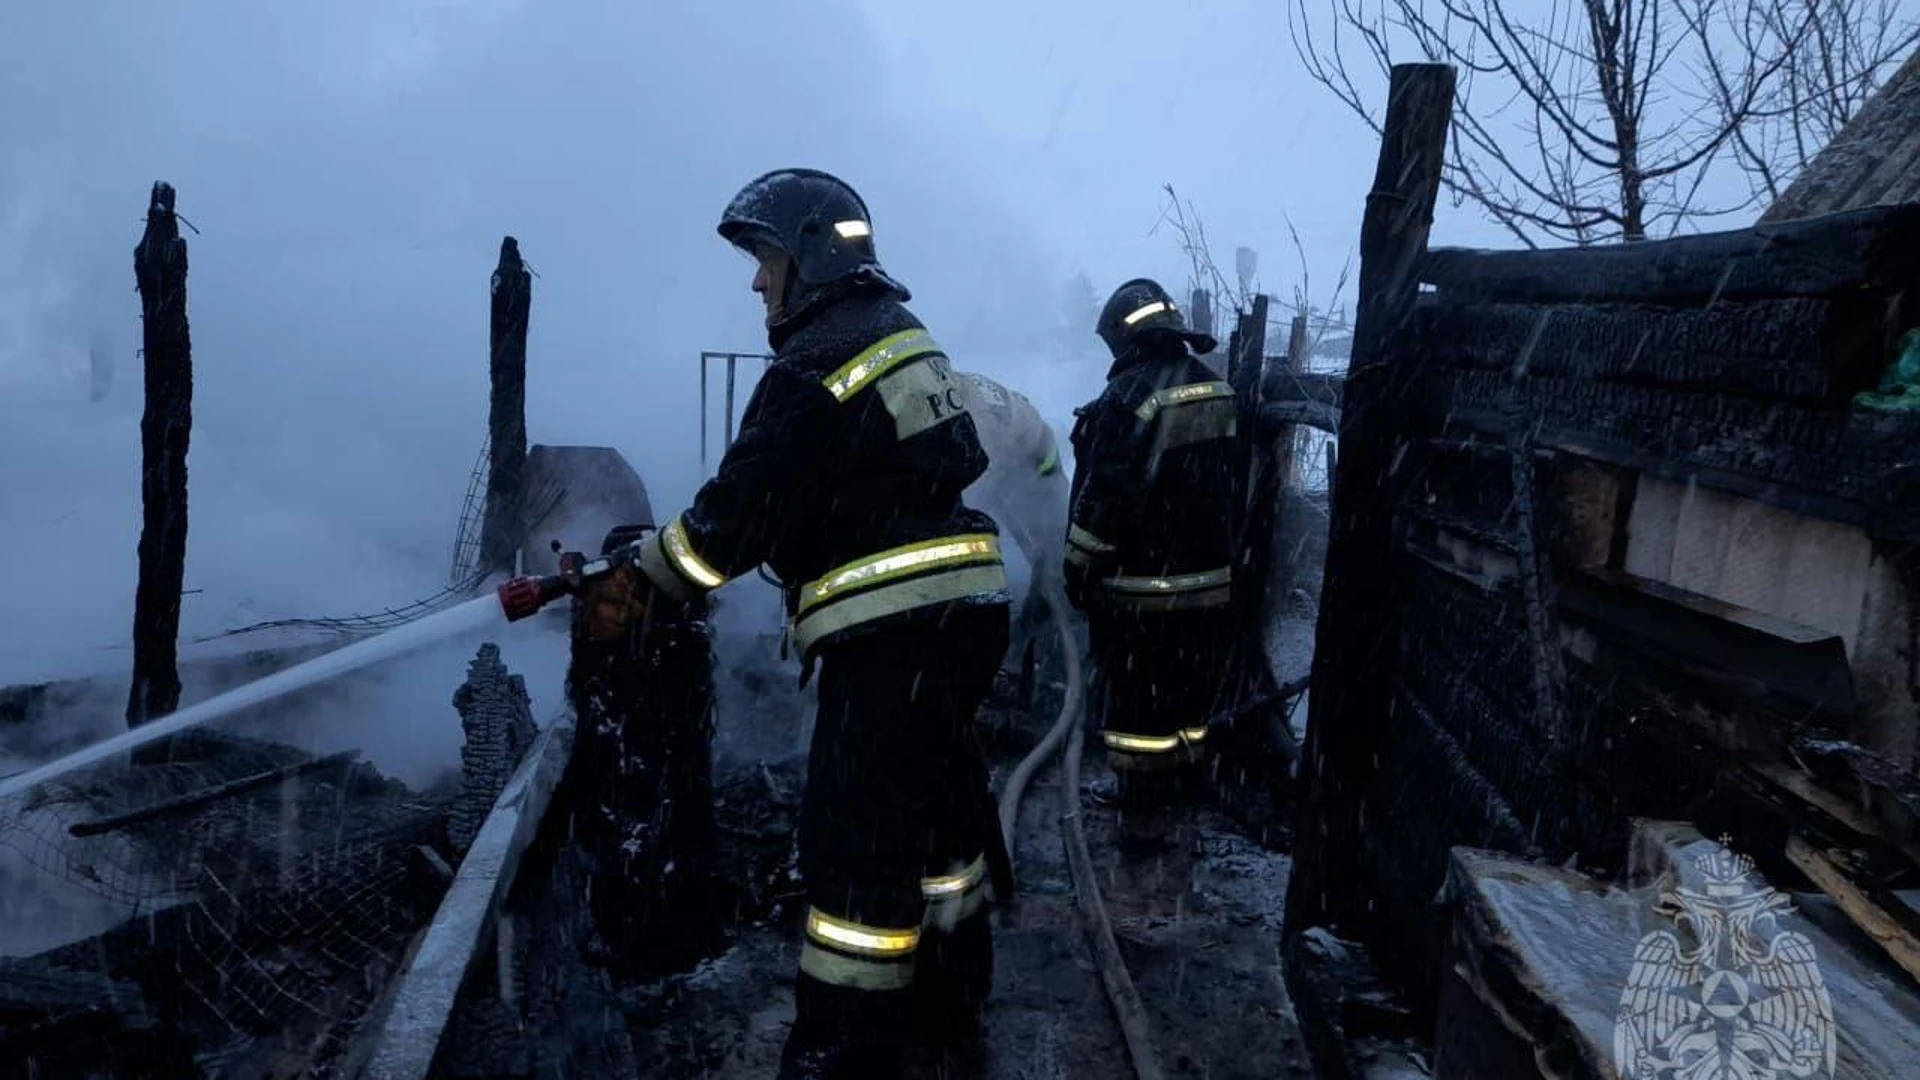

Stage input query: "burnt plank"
[
  {"left": 1360, "top": 682, "right": 1536, "bottom": 1007},
  {"left": 1420, "top": 203, "right": 1920, "bottom": 304},
  {"left": 1440, "top": 369, "right": 1920, "bottom": 530},
  {"left": 1399, "top": 437, "right": 1519, "bottom": 531},
  {"left": 1258, "top": 368, "right": 1345, "bottom": 411},
  {"left": 1413, "top": 298, "right": 1838, "bottom": 400},
  {"left": 1399, "top": 567, "right": 1570, "bottom": 844},
  {"left": 1558, "top": 568, "right": 1858, "bottom": 717}
]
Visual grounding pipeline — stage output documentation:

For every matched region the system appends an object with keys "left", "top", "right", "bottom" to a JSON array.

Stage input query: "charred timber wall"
[{"left": 1287, "top": 176, "right": 1920, "bottom": 1042}]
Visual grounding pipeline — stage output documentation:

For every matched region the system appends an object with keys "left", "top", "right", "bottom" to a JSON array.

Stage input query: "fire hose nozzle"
[
  {"left": 495, "top": 544, "right": 638, "bottom": 622},
  {"left": 497, "top": 574, "right": 570, "bottom": 622}
]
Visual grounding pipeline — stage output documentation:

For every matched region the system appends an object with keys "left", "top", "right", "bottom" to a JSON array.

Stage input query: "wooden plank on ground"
[{"left": 354, "top": 716, "right": 575, "bottom": 1080}]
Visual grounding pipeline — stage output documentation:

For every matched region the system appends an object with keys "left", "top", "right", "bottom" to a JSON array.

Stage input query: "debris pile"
[{"left": 0, "top": 640, "right": 559, "bottom": 1078}]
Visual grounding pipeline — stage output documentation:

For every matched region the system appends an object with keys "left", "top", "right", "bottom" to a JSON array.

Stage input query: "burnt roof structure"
[{"left": 1761, "top": 47, "right": 1920, "bottom": 223}]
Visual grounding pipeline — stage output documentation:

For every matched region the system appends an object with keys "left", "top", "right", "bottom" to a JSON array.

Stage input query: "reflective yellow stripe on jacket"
[
  {"left": 822, "top": 329, "right": 943, "bottom": 402},
  {"left": 1137, "top": 379, "right": 1237, "bottom": 473},
  {"left": 1133, "top": 379, "right": 1236, "bottom": 424},
  {"left": 637, "top": 516, "right": 731, "bottom": 601},
  {"left": 792, "top": 534, "right": 1009, "bottom": 656}
]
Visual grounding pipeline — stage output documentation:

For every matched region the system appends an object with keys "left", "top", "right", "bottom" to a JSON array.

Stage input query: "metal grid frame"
[{"left": 699, "top": 351, "right": 774, "bottom": 474}]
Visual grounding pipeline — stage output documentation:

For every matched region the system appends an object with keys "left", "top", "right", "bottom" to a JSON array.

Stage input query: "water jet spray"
[{"left": 0, "top": 548, "right": 633, "bottom": 803}]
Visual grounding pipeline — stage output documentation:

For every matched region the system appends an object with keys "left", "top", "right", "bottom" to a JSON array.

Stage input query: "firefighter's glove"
[{"left": 581, "top": 563, "right": 652, "bottom": 641}]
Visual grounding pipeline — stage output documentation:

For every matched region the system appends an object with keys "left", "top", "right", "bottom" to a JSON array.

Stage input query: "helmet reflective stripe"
[
  {"left": 1123, "top": 300, "right": 1173, "bottom": 325},
  {"left": 716, "top": 169, "right": 904, "bottom": 297}
]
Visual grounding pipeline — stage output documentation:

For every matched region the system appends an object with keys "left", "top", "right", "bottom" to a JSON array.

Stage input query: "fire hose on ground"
[{"left": 994, "top": 581, "right": 1169, "bottom": 1080}]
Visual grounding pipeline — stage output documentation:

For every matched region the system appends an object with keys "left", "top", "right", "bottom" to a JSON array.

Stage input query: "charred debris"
[
  {"left": 0, "top": 219, "right": 749, "bottom": 1079},
  {"left": 8, "top": 59, "right": 1920, "bottom": 1076}
]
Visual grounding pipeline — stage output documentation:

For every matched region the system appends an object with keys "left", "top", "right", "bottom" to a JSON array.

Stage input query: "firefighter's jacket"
[
  {"left": 638, "top": 284, "right": 1010, "bottom": 661},
  {"left": 1064, "top": 342, "right": 1238, "bottom": 614}
]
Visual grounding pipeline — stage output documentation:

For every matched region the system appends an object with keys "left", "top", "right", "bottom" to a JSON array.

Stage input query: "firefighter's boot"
[
  {"left": 778, "top": 975, "right": 909, "bottom": 1080},
  {"left": 909, "top": 906, "right": 993, "bottom": 1048},
  {"left": 1086, "top": 769, "right": 1174, "bottom": 851}
]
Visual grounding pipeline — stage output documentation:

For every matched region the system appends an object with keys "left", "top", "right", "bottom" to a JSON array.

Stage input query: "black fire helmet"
[
  {"left": 717, "top": 168, "right": 909, "bottom": 301},
  {"left": 1095, "top": 277, "right": 1217, "bottom": 360}
]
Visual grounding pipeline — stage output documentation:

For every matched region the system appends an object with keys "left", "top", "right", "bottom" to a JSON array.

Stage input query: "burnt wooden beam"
[
  {"left": 1420, "top": 203, "right": 1920, "bottom": 305},
  {"left": 1227, "top": 293, "right": 1268, "bottom": 390},
  {"left": 1433, "top": 367, "right": 1920, "bottom": 539},
  {"left": 128, "top": 182, "right": 194, "bottom": 732},
  {"left": 1263, "top": 315, "right": 1310, "bottom": 632},
  {"left": 1285, "top": 62, "right": 1455, "bottom": 946},
  {"left": 1411, "top": 296, "right": 1888, "bottom": 403},
  {"left": 479, "top": 237, "right": 532, "bottom": 576},
  {"left": 1256, "top": 401, "right": 1339, "bottom": 436},
  {"left": 1222, "top": 296, "right": 1285, "bottom": 763}
]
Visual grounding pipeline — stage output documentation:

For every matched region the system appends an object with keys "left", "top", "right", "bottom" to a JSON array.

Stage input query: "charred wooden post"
[
  {"left": 563, "top": 528, "right": 720, "bottom": 979},
  {"left": 449, "top": 644, "right": 539, "bottom": 854},
  {"left": 1210, "top": 295, "right": 1301, "bottom": 817},
  {"left": 1265, "top": 315, "right": 1312, "bottom": 616},
  {"left": 479, "top": 237, "right": 532, "bottom": 576},
  {"left": 1285, "top": 63, "right": 1455, "bottom": 945},
  {"left": 1191, "top": 287, "right": 1214, "bottom": 338},
  {"left": 127, "top": 182, "right": 194, "bottom": 732},
  {"left": 1225, "top": 297, "right": 1277, "bottom": 738}
]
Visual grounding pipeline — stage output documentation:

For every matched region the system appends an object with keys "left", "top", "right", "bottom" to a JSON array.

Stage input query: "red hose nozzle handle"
[{"left": 497, "top": 575, "right": 568, "bottom": 622}]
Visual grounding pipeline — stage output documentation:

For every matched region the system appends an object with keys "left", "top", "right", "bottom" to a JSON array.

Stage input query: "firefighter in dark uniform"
[
  {"left": 1064, "top": 278, "right": 1239, "bottom": 823},
  {"left": 581, "top": 168, "right": 1011, "bottom": 1078}
]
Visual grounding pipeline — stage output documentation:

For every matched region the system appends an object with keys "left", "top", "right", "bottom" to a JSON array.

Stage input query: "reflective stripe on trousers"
[
  {"left": 798, "top": 854, "right": 991, "bottom": 991},
  {"left": 1094, "top": 566, "right": 1232, "bottom": 613},
  {"left": 1103, "top": 725, "right": 1210, "bottom": 770}
]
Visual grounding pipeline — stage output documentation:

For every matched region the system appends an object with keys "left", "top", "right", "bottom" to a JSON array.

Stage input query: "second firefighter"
[{"left": 1064, "top": 277, "right": 1240, "bottom": 816}]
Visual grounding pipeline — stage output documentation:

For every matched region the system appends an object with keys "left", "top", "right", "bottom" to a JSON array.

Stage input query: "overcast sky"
[{"left": 0, "top": 0, "right": 1536, "bottom": 686}]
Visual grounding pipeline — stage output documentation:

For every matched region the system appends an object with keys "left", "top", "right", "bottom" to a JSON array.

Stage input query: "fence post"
[
  {"left": 1284, "top": 62, "right": 1455, "bottom": 947},
  {"left": 127, "top": 182, "right": 194, "bottom": 733},
  {"left": 480, "top": 237, "right": 531, "bottom": 577},
  {"left": 724, "top": 355, "right": 737, "bottom": 450},
  {"left": 1190, "top": 287, "right": 1214, "bottom": 338}
]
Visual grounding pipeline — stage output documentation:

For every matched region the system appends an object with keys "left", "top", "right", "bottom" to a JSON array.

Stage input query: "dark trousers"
[
  {"left": 1087, "top": 607, "right": 1235, "bottom": 792},
  {"left": 780, "top": 604, "right": 1010, "bottom": 1079}
]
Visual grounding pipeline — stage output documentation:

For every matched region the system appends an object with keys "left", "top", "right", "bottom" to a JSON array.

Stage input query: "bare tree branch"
[{"left": 1288, "top": 0, "right": 1918, "bottom": 245}]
